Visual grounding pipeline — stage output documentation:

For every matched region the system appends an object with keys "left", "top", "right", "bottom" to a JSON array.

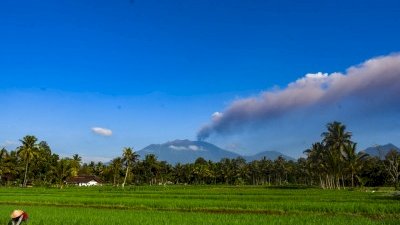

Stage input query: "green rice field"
[{"left": 0, "top": 186, "right": 399, "bottom": 224}]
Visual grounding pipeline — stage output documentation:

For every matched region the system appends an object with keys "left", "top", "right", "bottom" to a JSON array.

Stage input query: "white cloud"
[
  {"left": 169, "top": 145, "right": 188, "bottom": 150},
  {"left": 188, "top": 145, "right": 200, "bottom": 151},
  {"left": 169, "top": 145, "right": 204, "bottom": 151},
  {"left": 91, "top": 127, "right": 113, "bottom": 136},
  {"left": 212, "top": 112, "right": 223, "bottom": 122}
]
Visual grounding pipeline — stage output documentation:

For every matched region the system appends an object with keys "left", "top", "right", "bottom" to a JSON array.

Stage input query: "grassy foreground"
[{"left": 0, "top": 186, "right": 399, "bottom": 225}]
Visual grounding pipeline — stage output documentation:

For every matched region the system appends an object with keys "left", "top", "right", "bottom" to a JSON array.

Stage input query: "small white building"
[{"left": 66, "top": 175, "right": 102, "bottom": 186}]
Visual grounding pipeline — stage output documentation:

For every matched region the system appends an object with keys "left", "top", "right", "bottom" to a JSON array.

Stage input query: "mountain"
[
  {"left": 137, "top": 139, "right": 240, "bottom": 164},
  {"left": 362, "top": 143, "right": 400, "bottom": 159},
  {"left": 244, "top": 151, "right": 295, "bottom": 162},
  {"left": 137, "top": 140, "right": 295, "bottom": 164}
]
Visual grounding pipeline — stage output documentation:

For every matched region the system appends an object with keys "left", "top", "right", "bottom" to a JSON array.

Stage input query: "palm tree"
[
  {"left": 56, "top": 158, "right": 72, "bottom": 188},
  {"left": 0, "top": 148, "right": 10, "bottom": 183},
  {"left": 232, "top": 157, "right": 248, "bottom": 185},
  {"left": 33, "top": 141, "right": 54, "bottom": 185},
  {"left": 274, "top": 156, "right": 287, "bottom": 185},
  {"left": 94, "top": 162, "right": 106, "bottom": 180},
  {"left": 304, "top": 142, "right": 326, "bottom": 188},
  {"left": 110, "top": 157, "right": 123, "bottom": 186},
  {"left": 173, "top": 163, "right": 184, "bottom": 184},
  {"left": 219, "top": 158, "right": 233, "bottom": 184},
  {"left": 122, "top": 147, "right": 139, "bottom": 188},
  {"left": 342, "top": 143, "right": 367, "bottom": 188},
  {"left": 247, "top": 160, "right": 258, "bottom": 185},
  {"left": 71, "top": 154, "right": 82, "bottom": 176},
  {"left": 259, "top": 157, "right": 273, "bottom": 185},
  {"left": 322, "top": 122, "right": 352, "bottom": 189},
  {"left": 17, "top": 135, "right": 40, "bottom": 187},
  {"left": 322, "top": 121, "right": 352, "bottom": 149},
  {"left": 143, "top": 154, "right": 160, "bottom": 185},
  {"left": 72, "top": 154, "right": 82, "bottom": 162}
]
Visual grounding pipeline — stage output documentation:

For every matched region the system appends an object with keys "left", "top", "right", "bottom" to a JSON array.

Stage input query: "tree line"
[{"left": 0, "top": 122, "right": 399, "bottom": 189}]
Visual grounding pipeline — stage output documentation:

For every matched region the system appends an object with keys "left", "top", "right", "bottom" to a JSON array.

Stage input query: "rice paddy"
[{"left": 0, "top": 186, "right": 399, "bottom": 224}]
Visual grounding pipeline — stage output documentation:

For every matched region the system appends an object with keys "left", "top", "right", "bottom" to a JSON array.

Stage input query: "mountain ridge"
[
  {"left": 361, "top": 143, "right": 400, "bottom": 159},
  {"left": 137, "top": 139, "right": 294, "bottom": 164}
]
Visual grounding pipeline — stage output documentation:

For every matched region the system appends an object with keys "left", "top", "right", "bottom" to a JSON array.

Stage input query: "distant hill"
[
  {"left": 137, "top": 139, "right": 295, "bottom": 164},
  {"left": 244, "top": 151, "right": 295, "bottom": 162},
  {"left": 137, "top": 139, "right": 240, "bottom": 164},
  {"left": 362, "top": 143, "right": 400, "bottom": 159}
]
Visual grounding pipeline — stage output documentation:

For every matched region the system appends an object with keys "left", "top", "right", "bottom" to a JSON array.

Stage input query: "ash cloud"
[{"left": 197, "top": 53, "right": 400, "bottom": 140}]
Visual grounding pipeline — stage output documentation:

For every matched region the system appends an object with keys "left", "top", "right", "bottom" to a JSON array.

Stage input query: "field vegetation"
[{"left": 0, "top": 186, "right": 399, "bottom": 224}]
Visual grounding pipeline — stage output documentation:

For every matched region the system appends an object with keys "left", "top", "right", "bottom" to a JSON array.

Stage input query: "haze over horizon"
[{"left": 1, "top": 0, "right": 400, "bottom": 162}]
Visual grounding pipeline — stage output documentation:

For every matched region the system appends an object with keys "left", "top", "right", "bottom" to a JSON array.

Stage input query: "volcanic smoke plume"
[{"left": 197, "top": 53, "right": 400, "bottom": 140}]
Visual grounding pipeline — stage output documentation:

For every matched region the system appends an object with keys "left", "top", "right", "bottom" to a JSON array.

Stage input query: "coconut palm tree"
[
  {"left": 342, "top": 143, "right": 367, "bottom": 187},
  {"left": 219, "top": 158, "right": 233, "bottom": 184},
  {"left": 322, "top": 122, "right": 352, "bottom": 189},
  {"left": 0, "top": 148, "right": 10, "bottom": 183},
  {"left": 259, "top": 157, "right": 273, "bottom": 185},
  {"left": 33, "top": 141, "right": 54, "bottom": 185},
  {"left": 143, "top": 154, "right": 160, "bottom": 185},
  {"left": 56, "top": 158, "right": 72, "bottom": 187},
  {"left": 111, "top": 157, "right": 123, "bottom": 186},
  {"left": 304, "top": 142, "right": 326, "bottom": 188},
  {"left": 322, "top": 122, "right": 352, "bottom": 148},
  {"left": 71, "top": 154, "right": 82, "bottom": 176},
  {"left": 17, "top": 135, "right": 40, "bottom": 187},
  {"left": 122, "top": 147, "right": 139, "bottom": 188},
  {"left": 274, "top": 156, "right": 287, "bottom": 185}
]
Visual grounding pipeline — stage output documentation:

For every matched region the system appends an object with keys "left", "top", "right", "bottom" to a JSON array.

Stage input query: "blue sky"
[{"left": 1, "top": 0, "right": 400, "bottom": 161}]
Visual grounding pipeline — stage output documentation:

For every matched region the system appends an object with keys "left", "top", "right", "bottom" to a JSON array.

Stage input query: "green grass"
[{"left": 0, "top": 186, "right": 398, "bottom": 224}]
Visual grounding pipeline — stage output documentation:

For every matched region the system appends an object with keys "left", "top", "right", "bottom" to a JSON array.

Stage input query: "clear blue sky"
[{"left": 1, "top": 0, "right": 400, "bottom": 161}]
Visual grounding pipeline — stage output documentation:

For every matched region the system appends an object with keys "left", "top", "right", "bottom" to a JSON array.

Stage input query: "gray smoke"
[{"left": 197, "top": 53, "right": 400, "bottom": 140}]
